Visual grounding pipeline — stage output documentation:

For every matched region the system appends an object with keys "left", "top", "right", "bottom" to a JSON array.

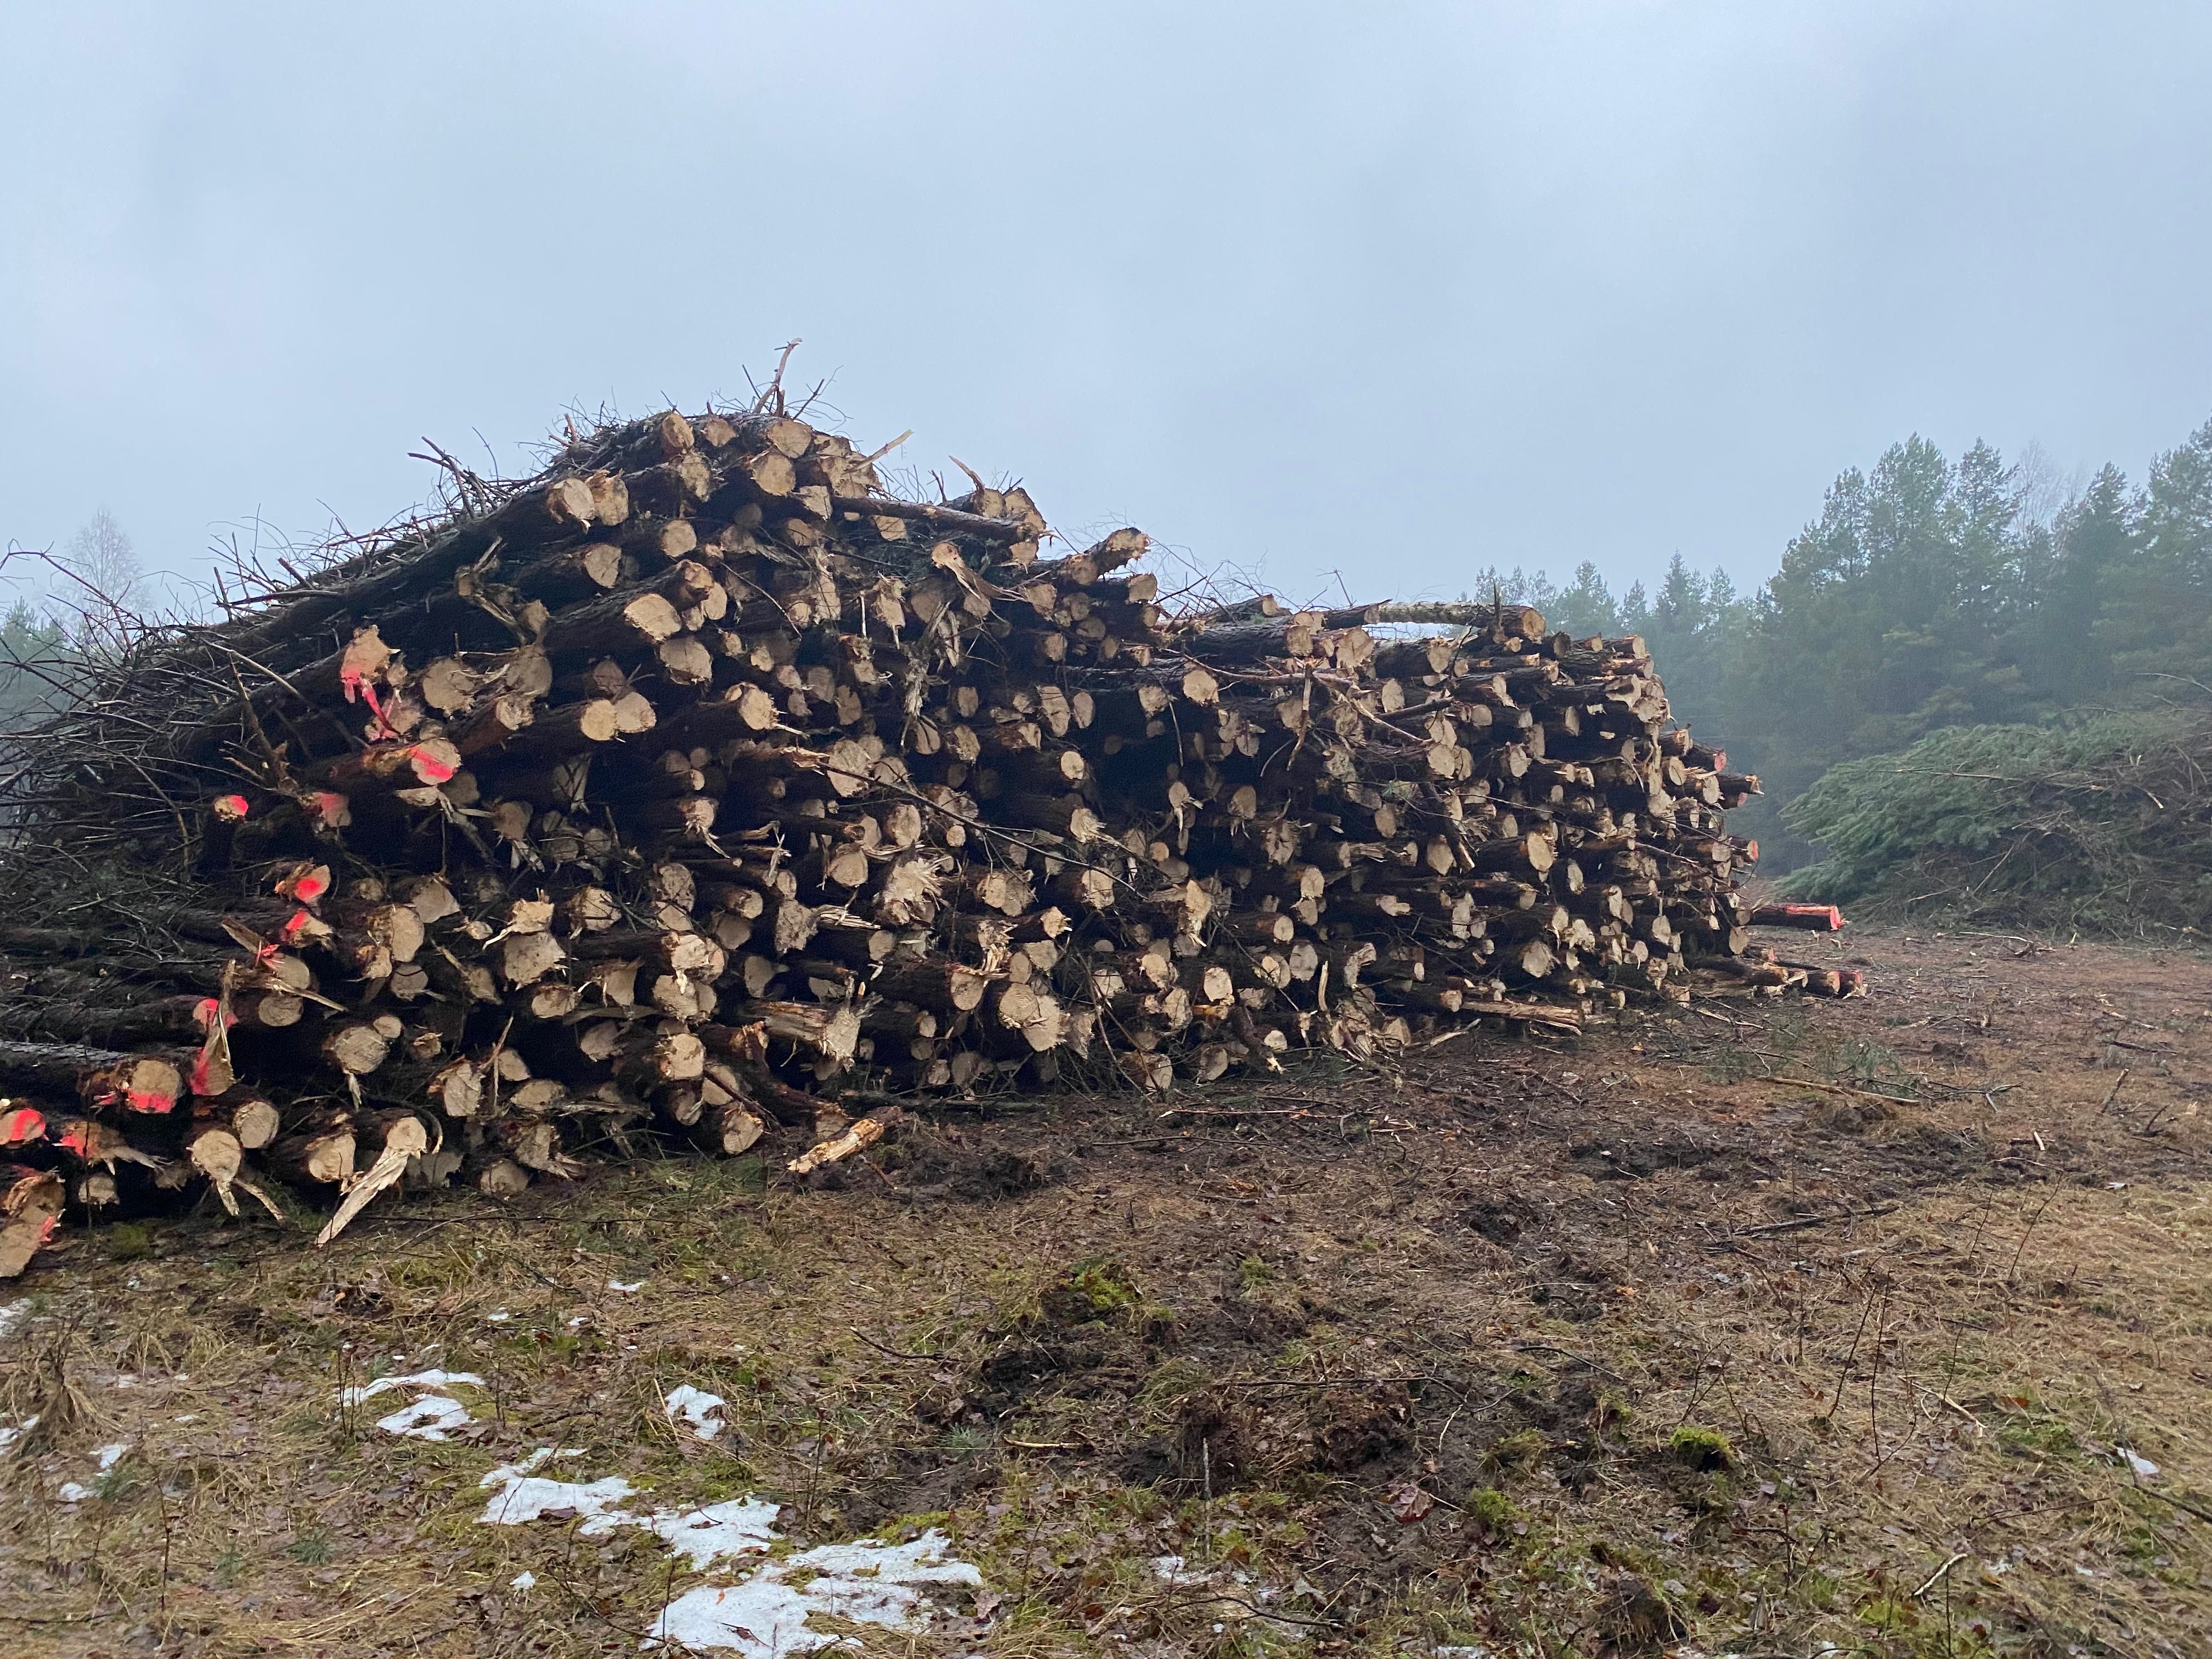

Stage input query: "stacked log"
[{"left": 0, "top": 399, "right": 1776, "bottom": 1260}]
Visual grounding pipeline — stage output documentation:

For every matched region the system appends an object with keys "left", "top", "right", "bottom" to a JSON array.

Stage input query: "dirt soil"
[{"left": 3, "top": 926, "right": 2208, "bottom": 1659}]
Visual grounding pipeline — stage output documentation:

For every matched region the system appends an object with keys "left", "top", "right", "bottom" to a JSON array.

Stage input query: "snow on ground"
[
  {"left": 663, "top": 1383, "right": 727, "bottom": 1441},
  {"left": 648, "top": 1530, "right": 983, "bottom": 1657},
  {"left": 478, "top": 1449, "right": 637, "bottom": 1528},
  {"left": 340, "top": 1368, "right": 484, "bottom": 1404},
  {"left": 57, "top": 1441, "right": 133, "bottom": 1501},
  {"left": 1152, "top": 1553, "right": 1207, "bottom": 1584},
  {"left": 340, "top": 1368, "right": 487, "bottom": 1440},
  {"left": 376, "top": 1395, "right": 474, "bottom": 1440},
  {"left": 639, "top": 1496, "right": 783, "bottom": 1570},
  {"left": 473, "top": 1427, "right": 985, "bottom": 1655}
]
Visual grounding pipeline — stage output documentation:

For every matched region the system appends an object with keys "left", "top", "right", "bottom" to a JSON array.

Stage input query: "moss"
[
  {"left": 1038, "top": 1256, "right": 1140, "bottom": 1324},
  {"left": 1466, "top": 1486, "right": 1521, "bottom": 1533},
  {"left": 1667, "top": 1425, "right": 1735, "bottom": 1471}
]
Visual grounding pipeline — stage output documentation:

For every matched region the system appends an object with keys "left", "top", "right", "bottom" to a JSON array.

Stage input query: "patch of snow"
[
  {"left": 0, "top": 1301, "right": 25, "bottom": 1342},
  {"left": 510, "top": 1571, "right": 537, "bottom": 1592},
  {"left": 341, "top": 1368, "right": 485, "bottom": 1406},
  {"left": 648, "top": 1530, "right": 981, "bottom": 1656},
  {"left": 173, "top": 1414, "right": 198, "bottom": 1424},
  {"left": 793, "top": 1531, "right": 984, "bottom": 1590},
  {"left": 487, "top": 1310, "right": 511, "bottom": 1323},
  {"left": 1152, "top": 1554, "right": 1206, "bottom": 1585},
  {"left": 479, "top": 1449, "right": 635, "bottom": 1527},
  {"left": 2119, "top": 1446, "right": 2160, "bottom": 1479},
  {"left": 94, "top": 1442, "right": 128, "bottom": 1470},
  {"left": 377, "top": 1396, "right": 473, "bottom": 1440},
  {"left": 478, "top": 1452, "right": 776, "bottom": 1567},
  {"left": 651, "top": 1573, "right": 823, "bottom": 1657},
  {"left": 58, "top": 1482, "right": 93, "bottom": 1502},
  {"left": 608, "top": 1278, "right": 646, "bottom": 1293},
  {"left": 112, "top": 1374, "right": 138, "bottom": 1389},
  {"left": 473, "top": 1451, "right": 984, "bottom": 1654},
  {"left": 664, "top": 1384, "right": 727, "bottom": 1442},
  {"left": 641, "top": 1497, "right": 782, "bottom": 1570},
  {"left": 0, "top": 1414, "right": 38, "bottom": 1455}
]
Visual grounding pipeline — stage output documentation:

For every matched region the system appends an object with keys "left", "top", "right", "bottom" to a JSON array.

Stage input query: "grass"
[{"left": 1, "top": 928, "right": 2208, "bottom": 1656}]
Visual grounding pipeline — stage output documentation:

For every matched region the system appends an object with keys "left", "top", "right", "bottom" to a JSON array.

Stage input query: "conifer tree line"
[{"left": 1465, "top": 415, "right": 2212, "bottom": 874}]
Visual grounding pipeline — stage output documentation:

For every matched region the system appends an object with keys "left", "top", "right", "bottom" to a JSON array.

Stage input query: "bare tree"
[
  {"left": 2010, "top": 440, "right": 2086, "bottom": 534},
  {"left": 61, "top": 509, "right": 138, "bottom": 606}
]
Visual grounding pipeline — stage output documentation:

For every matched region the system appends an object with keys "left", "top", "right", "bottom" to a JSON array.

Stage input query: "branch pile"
[
  {"left": 1780, "top": 709, "right": 2212, "bottom": 937},
  {"left": 0, "top": 402, "right": 1781, "bottom": 1263}
]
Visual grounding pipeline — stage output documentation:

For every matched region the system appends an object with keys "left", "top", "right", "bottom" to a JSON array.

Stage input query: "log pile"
[{"left": 0, "top": 398, "right": 1781, "bottom": 1262}]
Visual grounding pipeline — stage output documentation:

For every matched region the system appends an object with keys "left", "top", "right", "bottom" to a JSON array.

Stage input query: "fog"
[{"left": 5, "top": 1, "right": 2210, "bottom": 607}]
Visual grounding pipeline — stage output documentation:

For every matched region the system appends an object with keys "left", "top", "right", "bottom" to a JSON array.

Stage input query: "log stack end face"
[{"left": 0, "top": 405, "right": 1780, "bottom": 1267}]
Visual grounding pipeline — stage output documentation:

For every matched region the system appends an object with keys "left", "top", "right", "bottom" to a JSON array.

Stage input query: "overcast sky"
[{"left": 5, "top": 2, "right": 2210, "bottom": 611}]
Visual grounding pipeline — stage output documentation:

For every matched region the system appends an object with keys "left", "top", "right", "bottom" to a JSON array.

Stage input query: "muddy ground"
[{"left": 2, "top": 926, "right": 2208, "bottom": 1658}]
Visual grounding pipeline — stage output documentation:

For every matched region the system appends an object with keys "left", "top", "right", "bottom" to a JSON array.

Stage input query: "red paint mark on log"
[{"left": 408, "top": 745, "right": 458, "bottom": 785}]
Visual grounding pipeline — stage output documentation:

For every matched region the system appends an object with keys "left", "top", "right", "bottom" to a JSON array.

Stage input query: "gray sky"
[{"left": 6, "top": 2, "right": 2211, "bottom": 611}]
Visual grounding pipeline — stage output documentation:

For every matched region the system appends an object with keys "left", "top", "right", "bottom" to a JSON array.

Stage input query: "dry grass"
[{"left": 2, "top": 927, "right": 2208, "bottom": 1658}]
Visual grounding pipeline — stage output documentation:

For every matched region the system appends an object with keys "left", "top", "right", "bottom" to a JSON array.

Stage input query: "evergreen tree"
[
  {"left": 2105, "top": 417, "right": 2212, "bottom": 693},
  {"left": 1458, "top": 564, "right": 1561, "bottom": 618},
  {"left": 0, "top": 599, "right": 70, "bottom": 730},
  {"left": 2034, "top": 465, "right": 2134, "bottom": 706},
  {"left": 1549, "top": 561, "right": 1623, "bottom": 637}
]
